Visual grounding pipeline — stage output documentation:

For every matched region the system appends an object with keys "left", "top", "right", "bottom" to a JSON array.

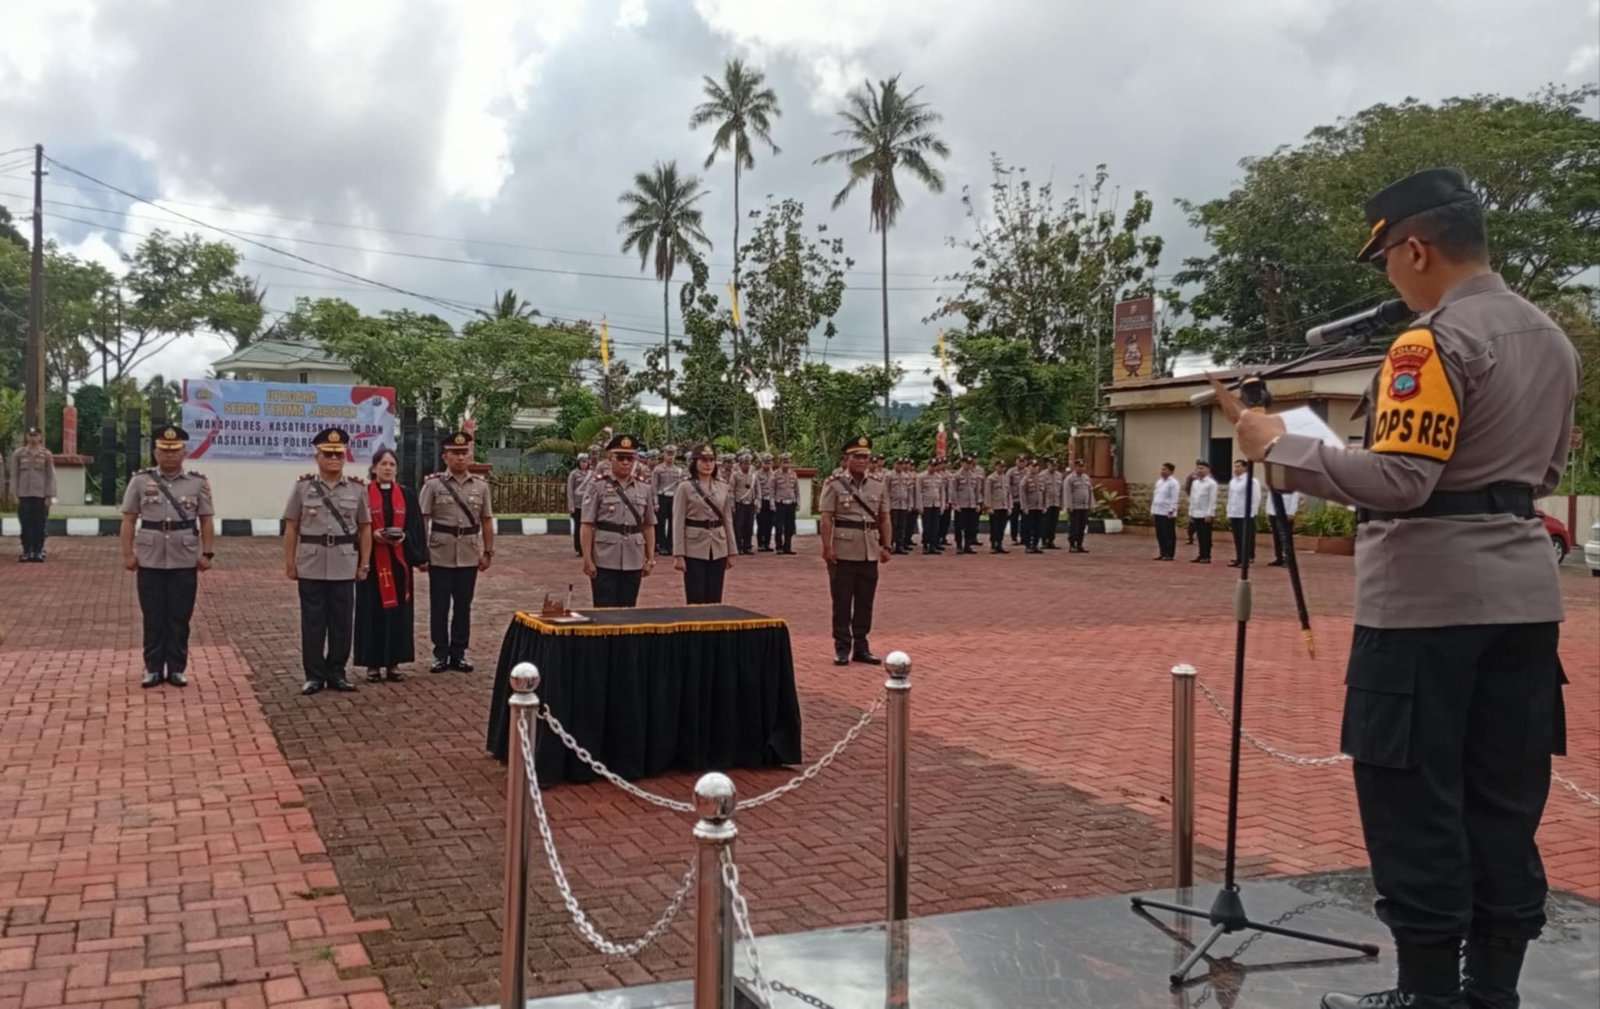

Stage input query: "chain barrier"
[
  {"left": 538, "top": 695, "right": 883, "bottom": 813},
  {"left": 1196, "top": 680, "right": 1350, "bottom": 767},
  {"left": 520, "top": 712, "right": 698, "bottom": 957},
  {"left": 1553, "top": 771, "right": 1600, "bottom": 807},
  {"left": 722, "top": 847, "right": 773, "bottom": 1008}
]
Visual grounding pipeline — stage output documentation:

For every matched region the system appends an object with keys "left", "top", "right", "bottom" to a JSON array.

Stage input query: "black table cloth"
[{"left": 486, "top": 605, "right": 804, "bottom": 785}]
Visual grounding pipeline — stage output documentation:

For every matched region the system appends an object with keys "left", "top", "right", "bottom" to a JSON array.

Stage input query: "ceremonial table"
[{"left": 486, "top": 605, "right": 803, "bottom": 785}]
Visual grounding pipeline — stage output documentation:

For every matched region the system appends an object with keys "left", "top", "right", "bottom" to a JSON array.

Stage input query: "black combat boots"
[{"left": 1462, "top": 935, "right": 1527, "bottom": 1009}]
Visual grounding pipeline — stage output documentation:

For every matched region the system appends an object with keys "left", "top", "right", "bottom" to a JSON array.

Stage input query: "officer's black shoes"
[
  {"left": 1044, "top": 543, "right": 1061, "bottom": 550},
  {"left": 330, "top": 679, "right": 358, "bottom": 692},
  {"left": 453, "top": 658, "right": 475, "bottom": 673},
  {"left": 366, "top": 669, "right": 385, "bottom": 683},
  {"left": 301, "top": 680, "right": 325, "bottom": 696},
  {"left": 1267, "top": 559, "right": 1287, "bottom": 567},
  {"left": 430, "top": 658, "right": 451, "bottom": 673},
  {"left": 852, "top": 649, "right": 882, "bottom": 665},
  {"left": 1320, "top": 990, "right": 1466, "bottom": 1008},
  {"left": 992, "top": 547, "right": 1008, "bottom": 554},
  {"left": 166, "top": 670, "right": 187, "bottom": 688},
  {"left": 141, "top": 669, "right": 163, "bottom": 688},
  {"left": 385, "top": 668, "right": 407, "bottom": 683},
  {"left": 833, "top": 648, "right": 850, "bottom": 666},
  {"left": 1463, "top": 935, "right": 1527, "bottom": 1009}
]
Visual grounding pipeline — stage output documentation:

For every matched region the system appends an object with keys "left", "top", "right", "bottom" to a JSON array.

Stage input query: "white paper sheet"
[{"left": 1278, "top": 406, "right": 1346, "bottom": 449}]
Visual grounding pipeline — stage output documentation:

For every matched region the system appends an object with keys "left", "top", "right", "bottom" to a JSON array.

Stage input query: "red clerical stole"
[{"left": 368, "top": 482, "right": 409, "bottom": 608}]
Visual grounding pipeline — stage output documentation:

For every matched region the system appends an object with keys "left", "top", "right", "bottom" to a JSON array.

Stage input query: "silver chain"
[
  {"left": 721, "top": 848, "right": 773, "bottom": 1008},
  {"left": 537, "top": 695, "right": 883, "bottom": 812},
  {"left": 520, "top": 712, "right": 697, "bottom": 956},
  {"left": 1553, "top": 770, "right": 1600, "bottom": 807},
  {"left": 1196, "top": 680, "right": 1350, "bottom": 767}
]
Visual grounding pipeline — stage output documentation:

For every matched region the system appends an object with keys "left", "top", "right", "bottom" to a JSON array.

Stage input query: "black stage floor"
[{"left": 508, "top": 870, "right": 1598, "bottom": 1009}]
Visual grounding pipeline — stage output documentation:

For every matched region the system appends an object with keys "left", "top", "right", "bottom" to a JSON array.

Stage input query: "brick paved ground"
[{"left": 1, "top": 533, "right": 1595, "bottom": 1008}]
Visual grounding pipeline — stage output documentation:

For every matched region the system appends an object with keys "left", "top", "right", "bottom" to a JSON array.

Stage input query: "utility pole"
[{"left": 24, "top": 144, "right": 44, "bottom": 434}]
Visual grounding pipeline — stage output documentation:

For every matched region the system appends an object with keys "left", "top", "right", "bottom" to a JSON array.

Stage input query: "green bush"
[{"left": 1300, "top": 503, "right": 1356, "bottom": 537}]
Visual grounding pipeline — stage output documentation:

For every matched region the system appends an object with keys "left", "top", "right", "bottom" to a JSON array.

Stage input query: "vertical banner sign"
[
  {"left": 181, "top": 379, "right": 396, "bottom": 462},
  {"left": 1112, "top": 296, "right": 1156, "bottom": 385}
]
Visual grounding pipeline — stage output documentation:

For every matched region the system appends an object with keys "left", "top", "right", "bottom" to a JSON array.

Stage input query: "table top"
[{"left": 512, "top": 604, "right": 786, "bottom": 636}]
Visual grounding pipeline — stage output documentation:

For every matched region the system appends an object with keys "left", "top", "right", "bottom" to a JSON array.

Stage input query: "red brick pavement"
[{"left": 1, "top": 534, "right": 1595, "bottom": 1007}]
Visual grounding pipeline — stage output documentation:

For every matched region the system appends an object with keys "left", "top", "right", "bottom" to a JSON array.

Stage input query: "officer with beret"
[
  {"left": 282, "top": 428, "right": 372, "bottom": 695},
  {"left": 120, "top": 425, "right": 215, "bottom": 688},
  {"left": 651, "top": 444, "right": 684, "bottom": 556},
  {"left": 419, "top": 430, "right": 494, "bottom": 672},
  {"left": 580, "top": 434, "right": 656, "bottom": 606},
  {"left": 819, "top": 435, "right": 892, "bottom": 666},
  {"left": 1227, "top": 168, "right": 1580, "bottom": 1009},
  {"left": 10, "top": 425, "right": 55, "bottom": 562}
]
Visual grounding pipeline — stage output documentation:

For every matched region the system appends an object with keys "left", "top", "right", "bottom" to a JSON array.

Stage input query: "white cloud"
[{"left": 616, "top": 0, "right": 649, "bottom": 30}]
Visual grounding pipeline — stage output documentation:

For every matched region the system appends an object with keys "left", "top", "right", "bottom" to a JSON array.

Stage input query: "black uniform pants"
[
  {"left": 1068, "top": 508, "right": 1089, "bottom": 549},
  {"left": 957, "top": 508, "right": 979, "bottom": 549},
  {"left": 570, "top": 511, "right": 582, "bottom": 555},
  {"left": 734, "top": 503, "right": 755, "bottom": 553},
  {"left": 656, "top": 495, "right": 675, "bottom": 555},
  {"left": 428, "top": 565, "right": 479, "bottom": 660},
  {"left": 1230, "top": 517, "right": 1255, "bottom": 564},
  {"left": 776, "top": 503, "right": 797, "bottom": 551},
  {"left": 1043, "top": 505, "right": 1061, "bottom": 546},
  {"left": 1269, "top": 512, "right": 1294, "bottom": 562},
  {"left": 682, "top": 556, "right": 726, "bottom": 604},
  {"left": 1153, "top": 514, "right": 1178, "bottom": 559},
  {"left": 920, "top": 507, "right": 942, "bottom": 551},
  {"left": 757, "top": 502, "right": 774, "bottom": 549},
  {"left": 989, "top": 510, "right": 1008, "bottom": 548},
  {"left": 1022, "top": 509, "right": 1042, "bottom": 549},
  {"left": 1194, "top": 517, "right": 1213, "bottom": 560},
  {"left": 137, "top": 567, "right": 198, "bottom": 675},
  {"left": 591, "top": 566, "right": 642, "bottom": 607},
  {"left": 890, "top": 509, "right": 908, "bottom": 551},
  {"left": 828, "top": 559, "right": 878, "bottom": 651},
  {"left": 298, "top": 578, "right": 354, "bottom": 684},
  {"left": 938, "top": 508, "right": 951, "bottom": 544},
  {"left": 1009, "top": 505, "right": 1023, "bottom": 543},
  {"left": 18, "top": 496, "right": 47, "bottom": 556},
  {"left": 1343, "top": 623, "right": 1563, "bottom": 948}
]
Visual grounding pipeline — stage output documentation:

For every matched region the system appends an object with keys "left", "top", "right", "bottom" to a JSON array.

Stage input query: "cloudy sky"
[{"left": 1, "top": 0, "right": 1594, "bottom": 404}]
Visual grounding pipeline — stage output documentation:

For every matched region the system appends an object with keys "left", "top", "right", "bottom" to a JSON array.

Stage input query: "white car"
[{"left": 1585, "top": 520, "right": 1600, "bottom": 577}]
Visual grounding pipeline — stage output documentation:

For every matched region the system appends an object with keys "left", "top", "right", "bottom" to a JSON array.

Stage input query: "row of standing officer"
[{"left": 882, "top": 454, "right": 1095, "bottom": 555}]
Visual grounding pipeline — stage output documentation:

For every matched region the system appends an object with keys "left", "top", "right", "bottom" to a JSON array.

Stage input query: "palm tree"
[
  {"left": 478, "top": 289, "right": 539, "bottom": 322},
  {"left": 816, "top": 75, "right": 949, "bottom": 426},
  {"left": 618, "top": 161, "right": 711, "bottom": 438}
]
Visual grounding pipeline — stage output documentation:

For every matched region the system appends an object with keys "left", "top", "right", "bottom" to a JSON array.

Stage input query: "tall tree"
[
  {"left": 817, "top": 74, "right": 950, "bottom": 426},
  {"left": 738, "top": 198, "right": 850, "bottom": 388},
  {"left": 689, "top": 58, "right": 782, "bottom": 302},
  {"left": 1171, "top": 85, "right": 1600, "bottom": 364},
  {"left": 477, "top": 289, "right": 539, "bottom": 322},
  {"left": 617, "top": 160, "right": 711, "bottom": 438}
]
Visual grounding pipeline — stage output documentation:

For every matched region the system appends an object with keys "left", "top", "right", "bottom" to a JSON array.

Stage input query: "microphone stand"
[{"left": 1130, "top": 335, "right": 1381, "bottom": 985}]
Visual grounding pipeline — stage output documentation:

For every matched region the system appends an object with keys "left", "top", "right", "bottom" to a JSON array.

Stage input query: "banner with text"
[
  {"left": 1112, "top": 296, "right": 1156, "bottom": 385},
  {"left": 181, "top": 379, "right": 396, "bottom": 462}
]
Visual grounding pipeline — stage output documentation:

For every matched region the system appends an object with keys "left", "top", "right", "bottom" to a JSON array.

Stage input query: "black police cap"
[
  {"left": 313, "top": 427, "right": 350, "bottom": 451},
  {"left": 842, "top": 434, "right": 872, "bottom": 456},
  {"left": 606, "top": 434, "right": 639, "bottom": 454},
  {"left": 443, "top": 430, "right": 473, "bottom": 450},
  {"left": 1356, "top": 167, "right": 1477, "bottom": 262}
]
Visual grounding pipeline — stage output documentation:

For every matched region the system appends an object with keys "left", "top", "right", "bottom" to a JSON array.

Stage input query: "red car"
[{"left": 1538, "top": 510, "right": 1570, "bottom": 563}]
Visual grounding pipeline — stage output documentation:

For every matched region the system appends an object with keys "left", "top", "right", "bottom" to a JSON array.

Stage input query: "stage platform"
[{"left": 509, "top": 870, "right": 1598, "bottom": 1008}]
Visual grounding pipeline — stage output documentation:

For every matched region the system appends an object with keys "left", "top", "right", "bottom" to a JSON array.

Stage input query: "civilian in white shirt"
[
  {"left": 1225, "top": 459, "right": 1264, "bottom": 568},
  {"left": 1187, "top": 462, "right": 1218, "bottom": 563},
  {"left": 1150, "top": 462, "right": 1181, "bottom": 561},
  {"left": 1265, "top": 486, "right": 1301, "bottom": 567}
]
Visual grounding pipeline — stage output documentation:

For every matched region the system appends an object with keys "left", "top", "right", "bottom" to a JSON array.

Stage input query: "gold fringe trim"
[{"left": 514, "top": 610, "right": 787, "bottom": 636}]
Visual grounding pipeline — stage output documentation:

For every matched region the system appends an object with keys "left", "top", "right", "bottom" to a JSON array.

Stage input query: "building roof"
[
  {"left": 1111, "top": 353, "right": 1385, "bottom": 392},
  {"left": 211, "top": 339, "right": 347, "bottom": 372}
]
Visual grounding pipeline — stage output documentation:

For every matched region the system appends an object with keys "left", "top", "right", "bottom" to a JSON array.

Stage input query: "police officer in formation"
[
  {"left": 819, "top": 435, "right": 892, "bottom": 666},
  {"left": 949, "top": 454, "right": 983, "bottom": 554},
  {"left": 885, "top": 456, "right": 914, "bottom": 554},
  {"left": 121, "top": 425, "right": 214, "bottom": 688},
  {"left": 1065, "top": 458, "right": 1095, "bottom": 553},
  {"left": 1007, "top": 454, "right": 1028, "bottom": 545},
  {"left": 1041, "top": 457, "right": 1064, "bottom": 550},
  {"left": 755, "top": 452, "right": 776, "bottom": 551},
  {"left": 731, "top": 451, "right": 757, "bottom": 554},
  {"left": 1230, "top": 168, "right": 1579, "bottom": 1009},
  {"left": 580, "top": 434, "right": 656, "bottom": 607},
  {"left": 915, "top": 457, "right": 946, "bottom": 554},
  {"left": 1019, "top": 458, "right": 1045, "bottom": 553},
  {"left": 672, "top": 444, "right": 736, "bottom": 603},
  {"left": 10, "top": 425, "right": 55, "bottom": 562},
  {"left": 985, "top": 456, "right": 1011, "bottom": 553},
  {"left": 565, "top": 451, "right": 590, "bottom": 556},
  {"left": 651, "top": 444, "right": 683, "bottom": 556},
  {"left": 771, "top": 453, "right": 799, "bottom": 555},
  {"left": 282, "top": 427, "right": 372, "bottom": 695},
  {"left": 419, "top": 431, "right": 494, "bottom": 673}
]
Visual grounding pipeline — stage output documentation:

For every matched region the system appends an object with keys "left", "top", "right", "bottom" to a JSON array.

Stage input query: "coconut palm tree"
[
  {"left": 618, "top": 161, "right": 711, "bottom": 438},
  {"left": 816, "top": 75, "right": 949, "bottom": 426},
  {"left": 478, "top": 289, "right": 539, "bottom": 322}
]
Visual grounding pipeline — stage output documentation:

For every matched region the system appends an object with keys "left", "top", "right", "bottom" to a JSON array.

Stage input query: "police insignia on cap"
[
  {"left": 329, "top": 431, "right": 342, "bottom": 444},
  {"left": 622, "top": 436, "right": 633, "bottom": 448},
  {"left": 164, "top": 427, "right": 176, "bottom": 439}
]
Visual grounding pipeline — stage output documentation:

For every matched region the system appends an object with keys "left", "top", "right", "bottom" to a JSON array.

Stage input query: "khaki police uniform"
[
  {"left": 985, "top": 467, "right": 1012, "bottom": 552},
  {"left": 673, "top": 474, "right": 736, "bottom": 604},
  {"left": 1065, "top": 470, "right": 1094, "bottom": 552},
  {"left": 10, "top": 441, "right": 55, "bottom": 561},
  {"left": 1007, "top": 463, "right": 1026, "bottom": 543},
  {"left": 887, "top": 463, "right": 914, "bottom": 554},
  {"left": 819, "top": 443, "right": 890, "bottom": 663},
  {"left": 1020, "top": 470, "right": 1045, "bottom": 552},
  {"left": 730, "top": 464, "right": 757, "bottom": 554},
  {"left": 284, "top": 471, "right": 370, "bottom": 689},
  {"left": 582, "top": 472, "right": 656, "bottom": 607},
  {"left": 1039, "top": 467, "right": 1063, "bottom": 548},
  {"left": 420, "top": 469, "right": 493, "bottom": 668},
  {"left": 651, "top": 456, "right": 684, "bottom": 556},
  {"left": 772, "top": 462, "right": 800, "bottom": 554},
  {"left": 950, "top": 465, "right": 983, "bottom": 554},
  {"left": 915, "top": 468, "right": 946, "bottom": 555},
  {"left": 123, "top": 466, "right": 213, "bottom": 681},
  {"left": 755, "top": 461, "right": 776, "bottom": 551},
  {"left": 1267, "top": 168, "right": 1580, "bottom": 1008},
  {"left": 566, "top": 462, "right": 591, "bottom": 556}
]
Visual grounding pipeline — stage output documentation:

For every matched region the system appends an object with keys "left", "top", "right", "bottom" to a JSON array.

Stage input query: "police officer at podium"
[
  {"left": 283, "top": 428, "right": 372, "bottom": 695},
  {"left": 580, "top": 433, "right": 656, "bottom": 607},
  {"left": 121, "top": 425, "right": 214, "bottom": 688},
  {"left": 819, "top": 435, "right": 892, "bottom": 666},
  {"left": 420, "top": 431, "right": 494, "bottom": 672},
  {"left": 1230, "top": 168, "right": 1579, "bottom": 1009}
]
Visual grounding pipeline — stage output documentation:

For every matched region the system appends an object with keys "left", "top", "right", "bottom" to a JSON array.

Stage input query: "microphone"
[{"left": 1304, "top": 299, "right": 1411, "bottom": 347}]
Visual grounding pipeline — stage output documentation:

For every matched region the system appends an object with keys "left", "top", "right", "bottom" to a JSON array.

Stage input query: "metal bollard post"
[
  {"left": 500, "top": 663, "right": 540, "bottom": 1009},
  {"left": 1170, "top": 663, "right": 1197, "bottom": 890},
  {"left": 885, "top": 651, "right": 912, "bottom": 922},
  {"left": 693, "top": 772, "right": 738, "bottom": 1009}
]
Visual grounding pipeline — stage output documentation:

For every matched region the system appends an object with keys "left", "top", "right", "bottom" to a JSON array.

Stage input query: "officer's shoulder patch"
[
  {"left": 186, "top": 469, "right": 205, "bottom": 479},
  {"left": 346, "top": 475, "right": 366, "bottom": 485},
  {"left": 1370, "top": 326, "right": 1459, "bottom": 462},
  {"left": 139, "top": 467, "right": 156, "bottom": 475},
  {"left": 298, "top": 473, "right": 315, "bottom": 482},
  {"left": 424, "top": 472, "right": 443, "bottom": 482}
]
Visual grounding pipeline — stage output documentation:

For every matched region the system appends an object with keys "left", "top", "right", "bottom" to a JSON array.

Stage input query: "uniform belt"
[
  {"left": 432, "top": 522, "right": 480, "bottom": 536},
  {"left": 140, "top": 519, "right": 197, "bottom": 533},
  {"left": 300, "top": 533, "right": 356, "bottom": 546},
  {"left": 686, "top": 518, "right": 721, "bottom": 529},
  {"left": 595, "top": 520, "right": 640, "bottom": 534},
  {"left": 833, "top": 518, "right": 867, "bottom": 529},
  {"left": 1356, "top": 484, "right": 1534, "bottom": 524}
]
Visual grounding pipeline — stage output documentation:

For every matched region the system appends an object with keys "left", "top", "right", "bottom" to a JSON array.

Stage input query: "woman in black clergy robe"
[{"left": 355, "top": 447, "right": 427, "bottom": 681}]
